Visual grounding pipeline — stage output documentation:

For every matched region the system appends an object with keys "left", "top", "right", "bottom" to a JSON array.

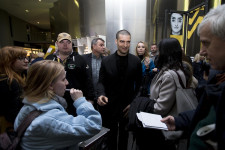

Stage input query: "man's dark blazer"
[
  {"left": 82, "top": 53, "right": 105, "bottom": 79},
  {"left": 82, "top": 53, "right": 92, "bottom": 76},
  {"left": 97, "top": 51, "right": 142, "bottom": 122},
  {"left": 82, "top": 53, "right": 104, "bottom": 101}
]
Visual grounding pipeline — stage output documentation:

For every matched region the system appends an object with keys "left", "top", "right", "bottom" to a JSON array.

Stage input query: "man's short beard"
[{"left": 60, "top": 50, "right": 72, "bottom": 55}]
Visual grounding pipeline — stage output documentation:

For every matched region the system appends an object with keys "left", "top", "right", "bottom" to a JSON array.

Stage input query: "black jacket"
[
  {"left": 0, "top": 76, "right": 23, "bottom": 123},
  {"left": 97, "top": 51, "right": 142, "bottom": 121},
  {"left": 46, "top": 52, "right": 94, "bottom": 115},
  {"left": 82, "top": 53, "right": 104, "bottom": 99}
]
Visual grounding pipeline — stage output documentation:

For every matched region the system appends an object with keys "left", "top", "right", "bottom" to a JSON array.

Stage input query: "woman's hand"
[
  {"left": 144, "top": 57, "right": 150, "bottom": 68},
  {"left": 70, "top": 88, "right": 83, "bottom": 101},
  {"left": 152, "top": 68, "right": 158, "bottom": 72}
]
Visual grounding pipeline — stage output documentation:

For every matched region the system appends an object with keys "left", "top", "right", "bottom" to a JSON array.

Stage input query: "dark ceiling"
[{"left": 0, "top": 0, "right": 58, "bottom": 30}]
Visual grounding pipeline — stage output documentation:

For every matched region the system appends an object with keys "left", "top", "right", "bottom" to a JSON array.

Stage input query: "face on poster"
[{"left": 170, "top": 13, "right": 183, "bottom": 35}]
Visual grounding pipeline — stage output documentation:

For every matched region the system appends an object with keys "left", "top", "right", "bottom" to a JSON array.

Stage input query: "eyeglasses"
[{"left": 18, "top": 57, "right": 28, "bottom": 61}]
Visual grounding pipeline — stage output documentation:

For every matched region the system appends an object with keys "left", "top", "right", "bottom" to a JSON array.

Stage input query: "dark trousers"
[
  {"left": 103, "top": 117, "right": 129, "bottom": 150},
  {"left": 135, "top": 128, "right": 176, "bottom": 150}
]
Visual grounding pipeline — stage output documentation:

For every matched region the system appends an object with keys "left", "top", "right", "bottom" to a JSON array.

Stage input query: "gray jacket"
[{"left": 150, "top": 68, "right": 186, "bottom": 117}]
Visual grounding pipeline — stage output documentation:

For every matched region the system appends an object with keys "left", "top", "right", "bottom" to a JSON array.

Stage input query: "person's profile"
[{"left": 170, "top": 13, "right": 183, "bottom": 35}]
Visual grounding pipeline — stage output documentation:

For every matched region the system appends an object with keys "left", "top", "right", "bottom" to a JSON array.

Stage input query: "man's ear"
[
  {"left": 93, "top": 44, "right": 96, "bottom": 50},
  {"left": 115, "top": 39, "right": 118, "bottom": 45}
]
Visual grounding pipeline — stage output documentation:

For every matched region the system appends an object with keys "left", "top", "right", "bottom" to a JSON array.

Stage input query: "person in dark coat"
[
  {"left": 82, "top": 38, "right": 105, "bottom": 107},
  {"left": 46, "top": 32, "right": 94, "bottom": 116},
  {"left": 161, "top": 4, "right": 225, "bottom": 150},
  {"left": 97, "top": 29, "right": 142, "bottom": 150},
  {"left": 0, "top": 46, "right": 28, "bottom": 133}
]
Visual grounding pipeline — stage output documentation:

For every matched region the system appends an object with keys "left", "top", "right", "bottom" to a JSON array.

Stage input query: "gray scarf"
[{"left": 54, "top": 95, "right": 68, "bottom": 109}]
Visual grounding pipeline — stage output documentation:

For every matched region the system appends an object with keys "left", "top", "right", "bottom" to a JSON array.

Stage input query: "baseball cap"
[{"left": 57, "top": 32, "right": 72, "bottom": 42}]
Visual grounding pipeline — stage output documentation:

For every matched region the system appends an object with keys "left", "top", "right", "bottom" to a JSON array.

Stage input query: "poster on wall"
[
  {"left": 170, "top": 13, "right": 184, "bottom": 47},
  {"left": 170, "top": 13, "right": 183, "bottom": 35}
]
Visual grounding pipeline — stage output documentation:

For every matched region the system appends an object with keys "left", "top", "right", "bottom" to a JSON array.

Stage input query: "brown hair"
[
  {"left": 24, "top": 60, "right": 64, "bottom": 102},
  {"left": 0, "top": 46, "right": 27, "bottom": 86}
]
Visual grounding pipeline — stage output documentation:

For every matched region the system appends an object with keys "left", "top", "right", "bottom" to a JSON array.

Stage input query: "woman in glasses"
[{"left": 0, "top": 46, "right": 28, "bottom": 133}]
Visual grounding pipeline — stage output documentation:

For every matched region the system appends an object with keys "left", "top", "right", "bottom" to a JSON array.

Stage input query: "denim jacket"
[{"left": 14, "top": 97, "right": 102, "bottom": 150}]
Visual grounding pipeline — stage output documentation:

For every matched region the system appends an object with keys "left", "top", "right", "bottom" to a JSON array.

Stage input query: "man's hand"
[
  {"left": 161, "top": 115, "right": 176, "bottom": 131},
  {"left": 123, "top": 104, "right": 130, "bottom": 118},
  {"left": 97, "top": 95, "right": 108, "bottom": 106}
]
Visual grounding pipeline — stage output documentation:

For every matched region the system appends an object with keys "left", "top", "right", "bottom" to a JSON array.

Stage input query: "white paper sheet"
[{"left": 137, "top": 112, "right": 168, "bottom": 130}]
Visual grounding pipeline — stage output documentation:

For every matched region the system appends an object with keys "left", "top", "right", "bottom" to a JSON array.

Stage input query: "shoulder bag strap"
[
  {"left": 16, "top": 110, "right": 42, "bottom": 138},
  {"left": 165, "top": 70, "right": 181, "bottom": 114},
  {"left": 168, "top": 70, "right": 182, "bottom": 89},
  {"left": 174, "top": 71, "right": 186, "bottom": 89}
]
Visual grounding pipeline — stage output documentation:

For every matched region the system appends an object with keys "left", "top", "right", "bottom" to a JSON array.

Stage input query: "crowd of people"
[{"left": 0, "top": 4, "right": 225, "bottom": 150}]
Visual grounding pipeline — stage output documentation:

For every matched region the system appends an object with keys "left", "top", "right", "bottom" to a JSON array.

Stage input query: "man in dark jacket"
[
  {"left": 97, "top": 29, "right": 142, "bottom": 150},
  {"left": 161, "top": 4, "right": 225, "bottom": 150},
  {"left": 82, "top": 38, "right": 105, "bottom": 107},
  {"left": 46, "top": 32, "right": 94, "bottom": 116}
]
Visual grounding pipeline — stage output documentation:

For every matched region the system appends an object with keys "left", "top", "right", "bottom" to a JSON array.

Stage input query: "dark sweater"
[{"left": 0, "top": 75, "right": 23, "bottom": 123}]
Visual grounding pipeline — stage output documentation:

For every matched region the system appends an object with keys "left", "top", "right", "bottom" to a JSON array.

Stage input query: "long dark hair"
[{"left": 157, "top": 38, "right": 183, "bottom": 71}]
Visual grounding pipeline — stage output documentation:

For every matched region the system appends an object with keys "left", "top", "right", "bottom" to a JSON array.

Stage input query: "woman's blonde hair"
[
  {"left": 193, "top": 53, "right": 201, "bottom": 62},
  {"left": 24, "top": 60, "right": 64, "bottom": 101},
  {"left": 0, "top": 46, "right": 27, "bottom": 86},
  {"left": 135, "top": 41, "right": 150, "bottom": 58}
]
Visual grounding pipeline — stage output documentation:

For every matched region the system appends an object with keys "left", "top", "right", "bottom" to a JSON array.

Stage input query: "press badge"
[{"left": 68, "top": 64, "right": 75, "bottom": 69}]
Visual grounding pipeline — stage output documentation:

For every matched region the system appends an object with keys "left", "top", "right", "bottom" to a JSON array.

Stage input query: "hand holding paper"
[{"left": 137, "top": 112, "right": 168, "bottom": 130}]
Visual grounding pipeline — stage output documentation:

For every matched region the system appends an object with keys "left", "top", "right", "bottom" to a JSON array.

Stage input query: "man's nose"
[{"left": 200, "top": 49, "right": 207, "bottom": 57}]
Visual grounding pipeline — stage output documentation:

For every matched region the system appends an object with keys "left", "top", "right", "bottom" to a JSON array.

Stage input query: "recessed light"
[
  {"left": 37, "top": 22, "right": 40, "bottom": 24},
  {"left": 39, "top": 0, "right": 41, "bottom": 2},
  {"left": 25, "top": 9, "right": 29, "bottom": 13}
]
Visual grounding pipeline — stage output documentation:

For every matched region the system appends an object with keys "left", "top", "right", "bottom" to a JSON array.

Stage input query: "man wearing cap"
[{"left": 46, "top": 32, "right": 94, "bottom": 116}]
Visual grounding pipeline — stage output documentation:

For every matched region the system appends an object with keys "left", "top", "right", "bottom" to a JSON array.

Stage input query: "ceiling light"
[
  {"left": 25, "top": 9, "right": 29, "bottom": 13},
  {"left": 39, "top": 0, "right": 42, "bottom": 2},
  {"left": 37, "top": 22, "right": 40, "bottom": 24},
  {"left": 74, "top": 0, "right": 79, "bottom": 7}
]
